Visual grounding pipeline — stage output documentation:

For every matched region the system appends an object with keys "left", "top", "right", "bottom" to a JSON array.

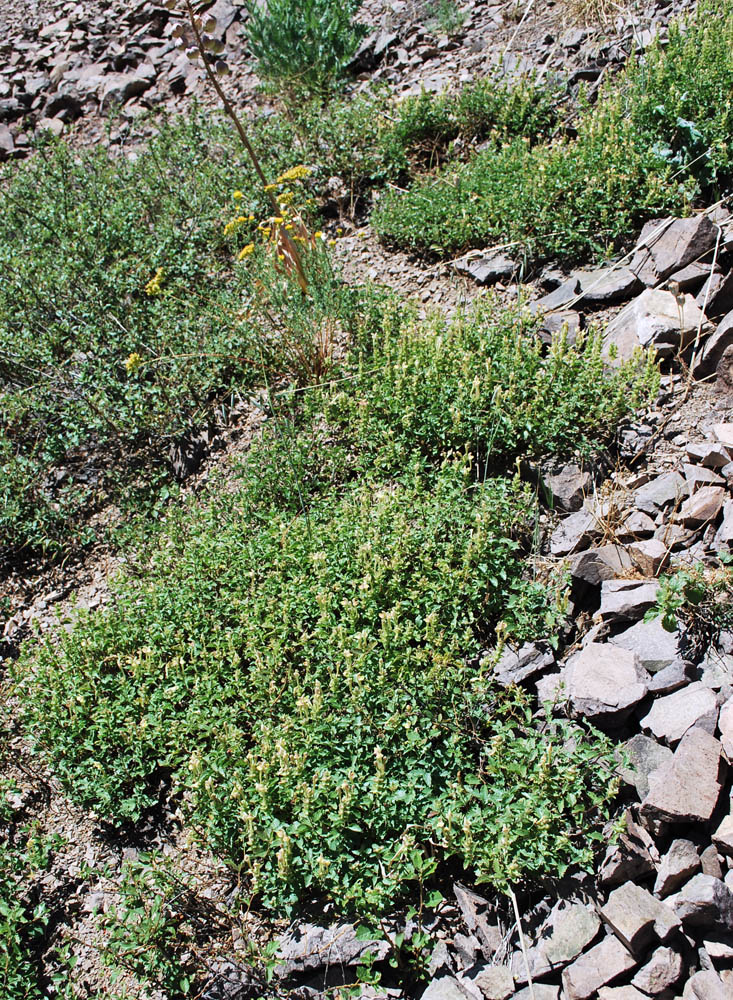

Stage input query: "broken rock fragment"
[
  {"left": 673, "top": 873, "right": 733, "bottom": 930},
  {"left": 604, "top": 289, "right": 707, "bottom": 361},
  {"left": 641, "top": 727, "right": 725, "bottom": 824},
  {"left": 598, "top": 579, "right": 658, "bottom": 623},
  {"left": 600, "top": 882, "right": 679, "bottom": 954},
  {"left": 566, "top": 643, "right": 650, "bottom": 723},
  {"left": 561, "top": 933, "right": 637, "bottom": 1000},
  {"left": 639, "top": 681, "right": 718, "bottom": 745},
  {"left": 654, "top": 839, "right": 701, "bottom": 898}
]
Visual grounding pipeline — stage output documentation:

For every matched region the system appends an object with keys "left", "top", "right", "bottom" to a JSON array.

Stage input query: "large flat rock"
[
  {"left": 566, "top": 643, "right": 650, "bottom": 723},
  {"left": 641, "top": 727, "right": 725, "bottom": 824}
]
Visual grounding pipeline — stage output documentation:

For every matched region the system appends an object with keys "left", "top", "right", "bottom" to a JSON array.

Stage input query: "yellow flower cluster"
[
  {"left": 237, "top": 243, "right": 255, "bottom": 260},
  {"left": 124, "top": 352, "right": 143, "bottom": 374},
  {"left": 223, "top": 213, "right": 255, "bottom": 236},
  {"left": 144, "top": 266, "right": 165, "bottom": 296}
]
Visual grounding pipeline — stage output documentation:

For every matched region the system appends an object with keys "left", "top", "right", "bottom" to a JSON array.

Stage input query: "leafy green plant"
[
  {"left": 374, "top": 0, "right": 733, "bottom": 260},
  {"left": 244, "top": 0, "right": 366, "bottom": 98},
  {"left": 646, "top": 560, "right": 733, "bottom": 661},
  {"left": 424, "top": 0, "right": 467, "bottom": 36}
]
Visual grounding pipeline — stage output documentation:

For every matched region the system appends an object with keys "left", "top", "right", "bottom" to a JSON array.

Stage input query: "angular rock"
[
  {"left": 676, "top": 485, "right": 726, "bottom": 526},
  {"left": 714, "top": 423, "right": 733, "bottom": 449},
  {"left": 610, "top": 617, "right": 679, "bottom": 673},
  {"left": 0, "top": 124, "right": 14, "bottom": 161},
  {"left": 634, "top": 471, "right": 688, "bottom": 515},
  {"left": 598, "top": 579, "right": 659, "bottom": 623},
  {"left": 618, "top": 509, "right": 657, "bottom": 539},
  {"left": 493, "top": 642, "right": 554, "bottom": 688},
  {"left": 566, "top": 644, "right": 650, "bottom": 723},
  {"left": 599, "top": 814, "right": 657, "bottom": 887},
  {"left": 628, "top": 538, "right": 668, "bottom": 577},
  {"left": 713, "top": 815, "right": 733, "bottom": 856},
  {"left": 535, "top": 670, "right": 566, "bottom": 706},
  {"left": 648, "top": 658, "right": 694, "bottom": 695},
  {"left": 701, "top": 843, "right": 724, "bottom": 878},
  {"left": 561, "top": 934, "right": 637, "bottom": 1000},
  {"left": 550, "top": 509, "right": 599, "bottom": 556},
  {"left": 686, "top": 439, "right": 732, "bottom": 468},
  {"left": 694, "top": 310, "right": 733, "bottom": 378},
  {"left": 453, "top": 253, "right": 515, "bottom": 286},
  {"left": 511, "top": 986, "right": 558, "bottom": 1000},
  {"left": 655, "top": 839, "right": 701, "bottom": 898},
  {"left": 569, "top": 545, "right": 633, "bottom": 586},
  {"left": 276, "top": 923, "right": 389, "bottom": 974},
  {"left": 668, "top": 260, "right": 719, "bottom": 293},
  {"left": 604, "top": 289, "right": 707, "bottom": 361},
  {"left": 537, "top": 309, "right": 582, "bottom": 343},
  {"left": 600, "top": 883, "right": 680, "bottom": 954},
  {"left": 699, "top": 649, "right": 733, "bottom": 689},
  {"left": 511, "top": 901, "right": 600, "bottom": 984},
  {"left": 683, "top": 463, "right": 726, "bottom": 491},
  {"left": 639, "top": 682, "right": 718, "bottom": 744},
  {"left": 598, "top": 988, "right": 648, "bottom": 1000},
  {"left": 100, "top": 64, "right": 156, "bottom": 109},
  {"left": 685, "top": 969, "right": 731, "bottom": 1000},
  {"left": 466, "top": 965, "right": 513, "bottom": 1000},
  {"left": 420, "top": 977, "right": 468, "bottom": 1000},
  {"left": 619, "top": 734, "right": 673, "bottom": 799},
  {"left": 642, "top": 727, "right": 725, "bottom": 824},
  {"left": 630, "top": 946, "right": 683, "bottom": 994},
  {"left": 719, "top": 695, "right": 733, "bottom": 758},
  {"left": 538, "top": 267, "right": 641, "bottom": 310},
  {"left": 543, "top": 463, "right": 591, "bottom": 512},
  {"left": 674, "top": 874, "right": 733, "bottom": 929},
  {"left": 645, "top": 215, "right": 717, "bottom": 281},
  {"left": 698, "top": 270, "right": 733, "bottom": 317}
]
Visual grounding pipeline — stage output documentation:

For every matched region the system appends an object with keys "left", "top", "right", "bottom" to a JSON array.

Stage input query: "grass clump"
[{"left": 373, "top": 0, "right": 733, "bottom": 260}]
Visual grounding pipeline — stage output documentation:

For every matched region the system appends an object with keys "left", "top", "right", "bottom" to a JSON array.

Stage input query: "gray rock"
[
  {"left": 600, "top": 883, "right": 680, "bottom": 954},
  {"left": 604, "top": 289, "right": 707, "bottom": 361},
  {"left": 599, "top": 814, "right": 657, "bottom": 886},
  {"left": 674, "top": 874, "right": 733, "bottom": 929},
  {"left": 100, "top": 63, "right": 156, "bottom": 109},
  {"left": 715, "top": 501, "right": 733, "bottom": 548},
  {"left": 598, "top": 579, "right": 659, "bottom": 623},
  {"left": 561, "top": 934, "right": 637, "bottom": 1000},
  {"left": 644, "top": 215, "right": 717, "bottom": 281},
  {"left": 511, "top": 901, "right": 600, "bottom": 984},
  {"left": 698, "top": 270, "right": 733, "bottom": 317},
  {"left": 655, "top": 839, "right": 701, "bottom": 897},
  {"left": 685, "top": 969, "right": 731, "bottom": 1000},
  {"left": 713, "top": 815, "right": 733, "bottom": 857},
  {"left": 701, "top": 843, "right": 724, "bottom": 879},
  {"left": 634, "top": 472, "right": 688, "bottom": 515},
  {"left": 699, "top": 649, "right": 733, "bottom": 689},
  {"left": 618, "top": 509, "right": 657, "bottom": 540},
  {"left": 511, "top": 986, "right": 558, "bottom": 1000},
  {"left": 566, "top": 644, "right": 650, "bottom": 723},
  {"left": 276, "top": 923, "right": 390, "bottom": 975},
  {"left": 539, "top": 267, "right": 641, "bottom": 310},
  {"left": 630, "top": 945, "right": 683, "bottom": 994},
  {"left": 493, "top": 642, "right": 554, "bottom": 688},
  {"left": 619, "top": 734, "right": 673, "bottom": 799},
  {"left": 693, "top": 310, "right": 733, "bottom": 378},
  {"left": 420, "top": 977, "right": 469, "bottom": 1000},
  {"left": 627, "top": 538, "right": 668, "bottom": 577},
  {"left": 549, "top": 509, "right": 599, "bottom": 556},
  {"left": 648, "top": 659, "right": 694, "bottom": 695},
  {"left": 569, "top": 545, "right": 633, "bottom": 585},
  {"left": 668, "top": 260, "right": 719, "bottom": 292},
  {"left": 686, "top": 440, "right": 732, "bottom": 469},
  {"left": 676, "top": 485, "right": 726, "bottom": 526},
  {"left": 610, "top": 617, "right": 679, "bottom": 673},
  {"left": 639, "top": 682, "right": 718, "bottom": 744},
  {"left": 683, "top": 463, "right": 726, "bottom": 491},
  {"left": 0, "top": 123, "right": 14, "bottom": 161},
  {"left": 453, "top": 253, "right": 515, "bottom": 286},
  {"left": 642, "top": 727, "right": 725, "bottom": 824},
  {"left": 429, "top": 941, "right": 453, "bottom": 977},
  {"left": 543, "top": 463, "right": 591, "bottom": 512},
  {"left": 537, "top": 309, "right": 582, "bottom": 343},
  {"left": 718, "top": 695, "right": 733, "bottom": 758},
  {"left": 598, "top": 988, "right": 648, "bottom": 1000},
  {"left": 465, "top": 965, "right": 513, "bottom": 1000},
  {"left": 453, "top": 884, "right": 501, "bottom": 957}
]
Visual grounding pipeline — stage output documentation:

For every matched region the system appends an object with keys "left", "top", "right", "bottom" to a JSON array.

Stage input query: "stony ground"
[{"left": 5, "top": 1, "right": 733, "bottom": 998}]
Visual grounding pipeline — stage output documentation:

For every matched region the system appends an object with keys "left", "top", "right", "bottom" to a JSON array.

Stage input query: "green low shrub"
[
  {"left": 18, "top": 462, "right": 616, "bottom": 915},
  {"left": 373, "top": 0, "right": 733, "bottom": 260}
]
